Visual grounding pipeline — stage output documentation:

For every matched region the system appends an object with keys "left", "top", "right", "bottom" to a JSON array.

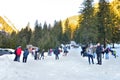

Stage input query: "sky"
[{"left": 0, "top": 0, "right": 110, "bottom": 30}]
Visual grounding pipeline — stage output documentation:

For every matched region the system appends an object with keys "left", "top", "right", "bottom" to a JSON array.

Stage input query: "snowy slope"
[
  {"left": 2, "top": 16, "right": 18, "bottom": 32},
  {"left": 0, "top": 46, "right": 120, "bottom": 80}
]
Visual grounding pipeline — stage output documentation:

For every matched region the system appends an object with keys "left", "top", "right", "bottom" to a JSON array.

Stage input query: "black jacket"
[
  {"left": 96, "top": 46, "right": 103, "bottom": 54},
  {"left": 54, "top": 48, "right": 60, "bottom": 55}
]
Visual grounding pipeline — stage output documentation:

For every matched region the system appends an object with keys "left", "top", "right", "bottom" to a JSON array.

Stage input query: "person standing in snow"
[
  {"left": 14, "top": 47, "right": 18, "bottom": 61},
  {"left": 63, "top": 46, "right": 68, "bottom": 56},
  {"left": 33, "top": 47, "right": 39, "bottom": 60},
  {"left": 48, "top": 48, "right": 53, "bottom": 56},
  {"left": 40, "top": 49, "right": 45, "bottom": 60},
  {"left": 23, "top": 49, "right": 29, "bottom": 63},
  {"left": 54, "top": 47, "right": 60, "bottom": 60},
  {"left": 96, "top": 43, "right": 103, "bottom": 65},
  {"left": 23, "top": 46, "right": 33, "bottom": 63},
  {"left": 14, "top": 46, "right": 22, "bottom": 62},
  {"left": 86, "top": 45, "right": 94, "bottom": 64},
  {"left": 92, "top": 45, "right": 96, "bottom": 58},
  {"left": 101, "top": 47, "right": 105, "bottom": 58}
]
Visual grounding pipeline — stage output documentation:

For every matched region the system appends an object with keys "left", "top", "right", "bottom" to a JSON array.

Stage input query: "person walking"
[{"left": 96, "top": 43, "right": 103, "bottom": 65}]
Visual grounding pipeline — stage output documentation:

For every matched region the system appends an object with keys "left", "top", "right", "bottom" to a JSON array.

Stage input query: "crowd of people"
[
  {"left": 13, "top": 43, "right": 117, "bottom": 65},
  {"left": 81, "top": 43, "right": 117, "bottom": 65},
  {"left": 13, "top": 45, "right": 70, "bottom": 63}
]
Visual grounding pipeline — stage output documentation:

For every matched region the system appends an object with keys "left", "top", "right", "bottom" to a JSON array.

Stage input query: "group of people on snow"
[
  {"left": 81, "top": 43, "right": 117, "bottom": 65},
  {"left": 14, "top": 45, "right": 33, "bottom": 63},
  {"left": 13, "top": 42, "right": 116, "bottom": 65},
  {"left": 13, "top": 44, "right": 69, "bottom": 63}
]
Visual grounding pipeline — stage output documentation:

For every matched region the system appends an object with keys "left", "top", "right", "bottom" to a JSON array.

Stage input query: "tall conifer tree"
[
  {"left": 97, "top": 0, "right": 112, "bottom": 48},
  {"left": 76, "top": 0, "right": 98, "bottom": 44}
]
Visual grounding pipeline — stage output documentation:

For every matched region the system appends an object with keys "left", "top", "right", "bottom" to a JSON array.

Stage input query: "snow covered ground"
[{"left": 0, "top": 45, "right": 120, "bottom": 80}]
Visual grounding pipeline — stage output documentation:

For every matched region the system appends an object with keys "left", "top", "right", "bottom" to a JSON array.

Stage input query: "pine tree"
[
  {"left": 63, "top": 18, "right": 71, "bottom": 44},
  {"left": 52, "top": 20, "right": 63, "bottom": 46},
  {"left": 0, "top": 32, "right": 10, "bottom": 48},
  {"left": 73, "top": 26, "right": 80, "bottom": 44},
  {"left": 37, "top": 20, "right": 63, "bottom": 51},
  {"left": 31, "top": 20, "right": 42, "bottom": 46},
  {"left": 17, "top": 23, "right": 32, "bottom": 49},
  {"left": 77, "top": 0, "right": 98, "bottom": 44},
  {"left": 109, "top": 0, "right": 120, "bottom": 47},
  {"left": 9, "top": 32, "right": 18, "bottom": 48},
  {"left": 97, "top": 0, "right": 112, "bottom": 48},
  {"left": 43, "top": 21, "right": 48, "bottom": 32},
  {"left": 54, "top": 20, "right": 63, "bottom": 43}
]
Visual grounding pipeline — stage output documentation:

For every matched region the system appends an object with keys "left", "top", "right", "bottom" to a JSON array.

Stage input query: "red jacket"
[{"left": 16, "top": 48, "right": 22, "bottom": 56}]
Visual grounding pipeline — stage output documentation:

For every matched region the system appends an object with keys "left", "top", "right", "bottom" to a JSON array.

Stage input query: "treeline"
[{"left": 0, "top": 20, "right": 71, "bottom": 50}]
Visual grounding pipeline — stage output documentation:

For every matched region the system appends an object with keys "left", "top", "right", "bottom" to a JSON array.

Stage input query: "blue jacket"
[{"left": 23, "top": 49, "right": 29, "bottom": 57}]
